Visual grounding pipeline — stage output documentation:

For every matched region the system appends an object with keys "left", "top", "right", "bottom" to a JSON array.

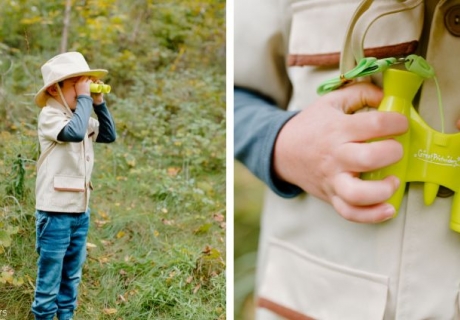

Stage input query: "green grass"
[{"left": 0, "top": 67, "right": 225, "bottom": 319}]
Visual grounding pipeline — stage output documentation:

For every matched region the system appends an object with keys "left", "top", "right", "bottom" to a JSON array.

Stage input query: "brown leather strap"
[{"left": 258, "top": 297, "right": 316, "bottom": 320}]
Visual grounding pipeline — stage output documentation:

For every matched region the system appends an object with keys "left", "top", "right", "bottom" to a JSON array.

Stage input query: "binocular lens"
[{"left": 90, "top": 83, "right": 111, "bottom": 94}]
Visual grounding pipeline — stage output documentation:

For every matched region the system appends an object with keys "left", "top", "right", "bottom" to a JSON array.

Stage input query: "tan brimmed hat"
[{"left": 34, "top": 52, "right": 108, "bottom": 107}]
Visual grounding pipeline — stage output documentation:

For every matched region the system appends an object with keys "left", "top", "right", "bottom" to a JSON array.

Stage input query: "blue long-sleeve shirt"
[
  {"left": 57, "top": 95, "right": 116, "bottom": 143},
  {"left": 234, "top": 87, "right": 302, "bottom": 198}
]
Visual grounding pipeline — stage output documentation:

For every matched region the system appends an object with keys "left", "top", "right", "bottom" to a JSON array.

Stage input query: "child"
[{"left": 32, "top": 52, "right": 116, "bottom": 320}]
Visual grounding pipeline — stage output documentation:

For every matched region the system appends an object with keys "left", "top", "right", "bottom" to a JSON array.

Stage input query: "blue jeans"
[{"left": 32, "top": 209, "right": 90, "bottom": 320}]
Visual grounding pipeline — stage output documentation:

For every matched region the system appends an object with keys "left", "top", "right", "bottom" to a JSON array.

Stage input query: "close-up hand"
[
  {"left": 90, "top": 78, "right": 104, "bottom": 105},
  {"left": 74, "top": 76, "right": 92, "bottom": 97},
  {"left": 273, "top": 82, "right": 409, "bottom": 223}
]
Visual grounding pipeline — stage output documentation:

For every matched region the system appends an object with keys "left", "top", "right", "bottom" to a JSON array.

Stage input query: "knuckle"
[
  {"left": 334, "top": 176, "right": 361, "bottom": 204},
  {"left": 369, "top": 112, "right": 388, "bottom": 132},
  {"left": 355, "top": 146, "right": 376, "bottom": 171},
  {"left": 341, "top": 186, "right": 362, "bottom": 204},
  {"left": 336, "top": 205, "right": 355, "bottom": 221}
]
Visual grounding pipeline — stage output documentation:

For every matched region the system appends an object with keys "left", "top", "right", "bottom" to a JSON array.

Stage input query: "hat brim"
[{"left": 34, "top": 69, "right": 108, "bottom": 107}]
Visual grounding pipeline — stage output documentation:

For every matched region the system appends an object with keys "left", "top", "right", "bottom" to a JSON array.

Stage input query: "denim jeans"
[{"left": 32, "top": 209, "right": 90, "bottom": 320}]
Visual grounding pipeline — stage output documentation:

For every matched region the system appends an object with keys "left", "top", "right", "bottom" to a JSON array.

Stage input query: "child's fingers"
[
  {"left": 456, "top": 118, "right": 460, "bottom": 131},
  {"left": 342, "top": 111, "right": 408, "bottom": 142},
  {"left": 336, "top": 139, "right": 403, "bottom": 173},
  {"left": 331, "top": 194, "right": 396, "bottom": 223},
  {"left": 326, "top": 82, "right": 383, "bottom": 113},
  {"left": 332, "top": 173, "right": 400, "bottom": 207}
]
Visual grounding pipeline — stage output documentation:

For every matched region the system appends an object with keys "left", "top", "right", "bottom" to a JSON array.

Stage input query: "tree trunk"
[{"left": 60, "top": 0, "right": 72, "bottom": 53}]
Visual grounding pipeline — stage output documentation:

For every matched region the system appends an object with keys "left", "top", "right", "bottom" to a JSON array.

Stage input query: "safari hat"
[{"left": 34, "top": 51, "right": 108, "bottom": 107}]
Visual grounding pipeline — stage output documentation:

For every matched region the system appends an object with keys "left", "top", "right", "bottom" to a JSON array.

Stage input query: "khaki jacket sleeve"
[
  {"left": 234, "top": 0, "right": 291, "bottom": 109},
  {"left": 38, "top": 107, "right": 70, "bottom": 142}
]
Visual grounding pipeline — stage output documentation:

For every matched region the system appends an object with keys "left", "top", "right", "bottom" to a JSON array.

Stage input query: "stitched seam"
[{"left": 288, "top": 41, "right": 419, "bottom": 67}]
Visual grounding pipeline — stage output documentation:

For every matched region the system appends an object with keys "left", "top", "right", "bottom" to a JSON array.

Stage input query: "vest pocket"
[
  {"left": 258, "top": 238, "right": 389, "bottom": 320},
  {"left": 51, "top": 175, "right": 86, "bottom": 209},
  {"left": 288, "top": 0, "right": 424, "bottom": 67},
  {"left": 53, "top": 175, "right": 85, "bottom": 192}
]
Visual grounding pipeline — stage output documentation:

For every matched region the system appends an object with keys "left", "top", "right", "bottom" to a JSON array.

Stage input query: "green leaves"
[
  {"left": 0, "top": 225, "right": 19, "bottom": 252},
  {"left": 0, "top": 1, "right": 225, "bottom": 318}
]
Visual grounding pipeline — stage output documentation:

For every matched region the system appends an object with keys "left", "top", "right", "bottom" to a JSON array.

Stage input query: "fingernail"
[{"left": 382, "top": 205, "right": 396, "bottom": 221}]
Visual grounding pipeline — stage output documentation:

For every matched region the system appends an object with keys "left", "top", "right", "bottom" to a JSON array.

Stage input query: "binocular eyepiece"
[{"left": 90, "top": 83, "right": 111, "bottom": 94}]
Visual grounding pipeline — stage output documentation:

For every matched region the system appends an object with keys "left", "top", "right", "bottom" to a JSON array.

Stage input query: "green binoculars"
[
  {"left": 361, "top": 68, "right": 460, "bottom": 233},
  {"left": 90, "top": 83, "right": 111, "bottom": 94}
]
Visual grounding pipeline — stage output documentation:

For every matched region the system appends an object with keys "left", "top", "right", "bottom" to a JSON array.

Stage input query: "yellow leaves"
[
  {"left": 20, "top": 17, "right": 43, "bottom": 25},
  {"left": 95, "top": 219, "right": 109, "bottom": 228},
  {"left": 103, "top": 308, "right": 117, "bottom": 315},
  {"left": 95, "top": 210, "right": 111, "bottom": 229},
  {"left": 213, "top": 213, "right": 226, "bottom": 230},
  {"left": 166, "top": 270, "right": 177, "bottom": 284},
  {"left": 167, "top": 167, "right": 181, "bottom": 177},
  {"left": 101, "top": 240, "right": 112, "bottom": 246},
  {"left": 161, "top": 218, "right": 174, "bottom": 226},
  {"left": 193, "top": 223, "right": 212, "bottom": 235},
  {"left": 115, "top": 289, "right": 138, "bottom": 306},
  {"left": 98, "top": 256, "right": 110, "bottom": 265},
  {"left": 98, "top": 210, "right": 110, "bottom": 219},
  {"left": 124, "top": 154, "right": 136, "bottom": 168},
  {"left": 0, "top": 271, "right": 13, "bottom": 284},
  {"left": 116, "top": 231, "right": 126, "bottom": 239},
  {"left": 193, "top": 245, "right": 225, "bottom": 285},
  {"left": 0, "top": 225, "right": 19, "bottom": 250},
  {"left": 86, "top": 242, "right": 97, "bottom": 249},
  {"left": 0, "top": 267, "right": 23, "bottom": 287},
  {"left": 193, "top": 283, "right": 201, "bottom": 294},
  {"left": 213, "top": 213, "right": 225, "bottom": 222}
]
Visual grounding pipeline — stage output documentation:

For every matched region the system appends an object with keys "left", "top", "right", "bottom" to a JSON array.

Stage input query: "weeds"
[
  {"left": 0, "top": 1, "right": 225, "bottom": 317},
  {"left": 0, "top": 66, "right": 225, "bottom": 320}
]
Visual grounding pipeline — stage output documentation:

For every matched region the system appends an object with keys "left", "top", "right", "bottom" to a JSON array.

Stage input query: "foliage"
[{"left": 0, "top": 0, "right": 225, "bottom": 319}]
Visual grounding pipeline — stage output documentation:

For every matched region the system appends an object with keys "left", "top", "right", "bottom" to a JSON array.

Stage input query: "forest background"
[{"left": 0, "top": 0, "right": 226, "bottom": 319}]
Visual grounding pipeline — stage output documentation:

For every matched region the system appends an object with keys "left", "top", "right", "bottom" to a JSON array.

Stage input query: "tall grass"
[{"left": 0, "top": 65, "right": 225, "bottom": 319}]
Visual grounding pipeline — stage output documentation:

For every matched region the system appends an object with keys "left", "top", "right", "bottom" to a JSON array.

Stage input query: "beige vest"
[
  {"left": 35, "top": 98, "right": 99, "bottom": 213},
  {"left": 235, "top": 0, "right": 460, "bottom": 318}
]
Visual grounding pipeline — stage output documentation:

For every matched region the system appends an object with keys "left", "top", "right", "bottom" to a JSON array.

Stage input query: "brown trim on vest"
[
  {"left": 258, "top": 297, "right": 316, "bottom": 320},
  {"left": 288, "top": 40, "right": 419, "bottom": 67}
]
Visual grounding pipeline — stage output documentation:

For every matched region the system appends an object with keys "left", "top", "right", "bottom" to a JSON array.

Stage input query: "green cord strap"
[
  {"left": 316, "top": 54, "right": 435, "bottom": 96},
  {"left": 316, "top": 54, "right": 445, "bottom": 133},
  {"left": 404, "top": 54, "right": 435, "bottom": 79},
  {"left": 317, "top": 57, "right": 396, "bottom": 95}
]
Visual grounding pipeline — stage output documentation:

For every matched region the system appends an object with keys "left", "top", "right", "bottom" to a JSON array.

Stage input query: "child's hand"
[
  {"left": 91, "top": 79, "right": 104, "bottom": 105},
  {"left": 75, "top": 76, "right": 92, "bottom": 96},
  {"left": 273, "top": 82, "right": 408, "bottom": 223}
]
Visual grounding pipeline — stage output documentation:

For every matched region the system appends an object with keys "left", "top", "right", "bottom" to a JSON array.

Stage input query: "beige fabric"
[
  {"left": 235, "top": 0, "right": 460, "bottom": 318},
  {"left": 234, "top": 0, "right": 291, "bottom": 109},
  {"left": 35, "top": 98, "right": 99, "bottom": 213}
]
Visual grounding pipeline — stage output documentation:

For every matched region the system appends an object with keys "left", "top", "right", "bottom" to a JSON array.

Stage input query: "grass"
[{"left": 0, "top": 67, "right": 225, "bottom": 319}]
